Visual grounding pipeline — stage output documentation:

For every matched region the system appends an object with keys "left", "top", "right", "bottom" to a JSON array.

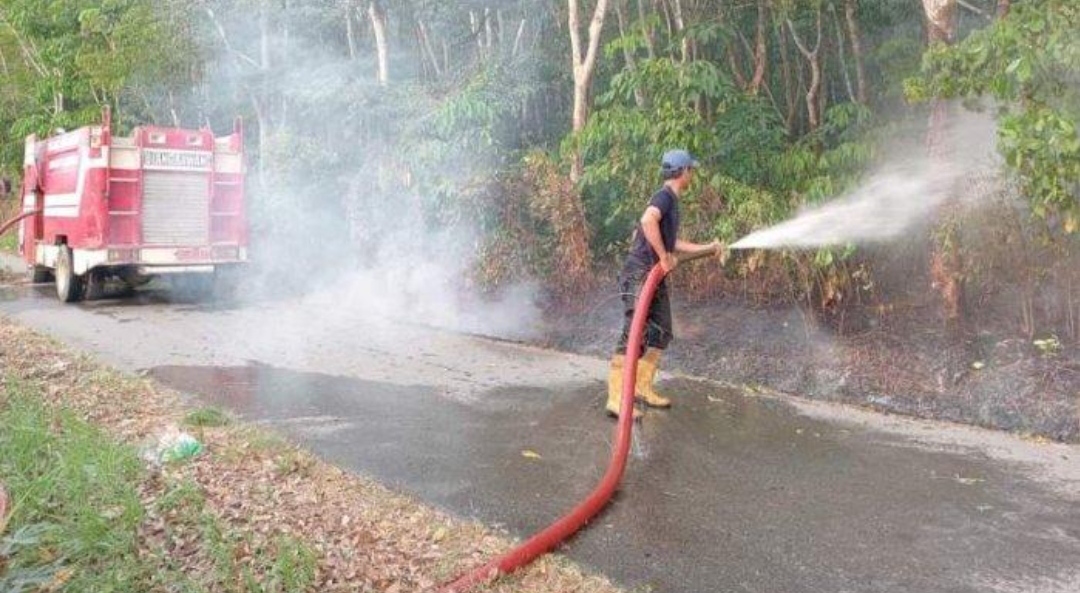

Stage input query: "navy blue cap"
[{"left": 661, "top": 149, "right": 699, "bottom": 174}]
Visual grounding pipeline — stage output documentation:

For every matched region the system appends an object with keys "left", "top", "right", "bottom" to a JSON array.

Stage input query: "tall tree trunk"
[
  {"left": 569, "top": 0, "right": 610, "bottom": 137},
  {"left": 922, "top": 0, "right": 963, "bottom": 324},
  {"left": 829, "top": 3, "right": 857, "bottom": 104},
  {"left": 787, "top": 8, "right": 823, "bottom": 132},
  {"left": 614, "top": 0, "right": 636, "bottom": 70},
  {"left": 512, "top": 18, "right": 526, "bottom": 58},
  {"left": 368, "top": 1, "right": 389, "bottom": 86},
  {"left": 417, "top": 20, "right": 442, "bottom": 78},
  {"left": 843, "top": 0, "right": 868, "bottom": 104},
  {"left": 748, "top": 0, "right": 768, "bottom": 95},
  {"left": 280, "top": 0, "right": 290, "bottom": 133},
  {"left": 670, "top": 0, "right": 691, "bottom": 63},
  {"left": 778, "top": 21, "right": 798, "bottom": 135},
  {"left": 566, "top": 0, "right": 610, "bottom": 285},
  {"left": 922, "top": 0, "right": 957, "bottom": 44},
  {"left": 259, "top": 5, "right": 271, "bottom": 71},
  {"left": 614, "top": 0, "right": 646, "bottom": 107},
  {"left": 257, "top": 1, "right": 272, "bottom": 189},
  {"left": 345, "top": 1, "right": 358, "bottom": 60}
]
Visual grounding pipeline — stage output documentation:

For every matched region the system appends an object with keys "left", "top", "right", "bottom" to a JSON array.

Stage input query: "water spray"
[{"left": 439, "top": 247, "right": 718, "bottom": 593}]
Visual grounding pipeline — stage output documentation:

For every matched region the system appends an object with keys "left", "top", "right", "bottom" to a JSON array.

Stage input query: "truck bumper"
[{"left": 36, "top": 245, "right": 247, "bottom": 275}]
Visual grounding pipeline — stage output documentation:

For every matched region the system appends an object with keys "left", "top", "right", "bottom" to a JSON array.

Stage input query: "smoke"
[
  {"left": 731, "top": 108, "right": 1002, "bottom": 251},
  {"left": 180, "top": 2, "right": 545, "bottom": 340},
  {"left": 298, "top": 209, "right": 543, "bottom": 340}
]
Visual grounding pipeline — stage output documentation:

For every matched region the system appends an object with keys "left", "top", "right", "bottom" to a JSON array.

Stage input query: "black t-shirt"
[{"left": 626, "top": 186, "right": 680, "bottom": 269}]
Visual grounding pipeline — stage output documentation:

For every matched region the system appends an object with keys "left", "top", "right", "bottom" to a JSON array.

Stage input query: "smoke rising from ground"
[{"left": 187, "top": 3, "right": 545, "bottom": 340}]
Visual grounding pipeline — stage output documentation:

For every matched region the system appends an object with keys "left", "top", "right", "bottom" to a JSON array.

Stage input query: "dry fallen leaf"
[{"left": 521, "top": 450, "right": 542, "bottom": 460}]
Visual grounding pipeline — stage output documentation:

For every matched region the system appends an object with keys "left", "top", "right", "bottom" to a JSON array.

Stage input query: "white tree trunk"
[
  {"left": 568, "top": 0, "right": 611, "bottom": 134},
  {"left": 922, "top": 0, "right": 957, "bottom": 43},
  {"left": 787, "top": 9, "right": 823, "bottom": 131},
  {"left": 345, "top": 1, "right": 357, "bottom": 60},
  {"left": 368, "top": 1, "right": 389, "bottom": 86}
]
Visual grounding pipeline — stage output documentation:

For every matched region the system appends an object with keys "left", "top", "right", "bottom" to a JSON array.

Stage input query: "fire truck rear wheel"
[{"left": 55, "top": 246, "right": 83, "bottom": 303}]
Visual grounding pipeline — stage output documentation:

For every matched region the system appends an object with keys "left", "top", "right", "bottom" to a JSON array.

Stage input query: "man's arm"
[
  {"left": 641, "top": 206, "right": 677, "bottom": 272},
  {"left": 676, "top": 238, "right": 727, "bottom": 266},
  {"left": 675, "top": 238, "right": 720, "bottom": 253}
]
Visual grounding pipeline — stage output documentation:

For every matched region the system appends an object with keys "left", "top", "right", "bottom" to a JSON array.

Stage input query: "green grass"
[
  {"left": 0, "top": 231, "right": 16, "bottom": 253},
  {"left": 0, "top": 381, "right": 319, "bottom": 592},
  {"left": 0, "top": 384, "right": 144, "bottom": 590},
  {"left": 183, "top": 407, "right": 231, "bottom": 428}
]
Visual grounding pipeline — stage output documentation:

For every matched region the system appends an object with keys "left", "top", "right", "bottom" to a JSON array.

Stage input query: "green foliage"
[
  {"left": 0, "top": 383, "right": 144, "bottom": 590},
  {"left": 910, "top": 0, "right": 1080, "bottom": 233},
  {"left": 577, "top": 56, "right": 875, "bottom": 266},
  {"left": 0, "top": 0, "right": 200, "bottom": 178},
  {"left": 0, "top": 224, "right": 17, "bottom": 253}
]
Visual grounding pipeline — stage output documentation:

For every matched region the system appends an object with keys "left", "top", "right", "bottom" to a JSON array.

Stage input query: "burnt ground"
[{"left": 544, "top": 289, "right": 1080, "bottom": 443}]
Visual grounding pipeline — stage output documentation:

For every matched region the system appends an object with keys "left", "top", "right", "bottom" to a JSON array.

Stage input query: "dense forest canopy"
[{"left": 1, "top": 0, "right": 1078, "bottom": 338}]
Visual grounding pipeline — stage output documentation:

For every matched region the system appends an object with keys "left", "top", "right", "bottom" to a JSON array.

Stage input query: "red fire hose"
[
  {"left": 0, "top": 209, "right": 39, "bottom": 238},
  {"left": 440, "top": 248, "right": 716, "bottom": 592}
]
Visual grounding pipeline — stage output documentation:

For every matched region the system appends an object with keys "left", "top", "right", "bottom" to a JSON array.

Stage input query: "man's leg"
[
  {"left": 608, "top": 270, "right": 647, "bottom": 418},
  {"left": 636, "top": 281, "right": 673, "bottom": 408}
]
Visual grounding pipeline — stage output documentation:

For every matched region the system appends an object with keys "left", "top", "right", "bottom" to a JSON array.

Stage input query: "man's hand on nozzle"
[
  {"left": 660, "top": 252, "right": 679, "bottom": 273},
  {"left": 710, "top": 239, "right": 729, "bottom": 266}
]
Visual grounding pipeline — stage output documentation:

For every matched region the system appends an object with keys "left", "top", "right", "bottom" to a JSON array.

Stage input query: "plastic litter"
[{"left": 143, "top": 426, "right": 204, "bottom": 465}]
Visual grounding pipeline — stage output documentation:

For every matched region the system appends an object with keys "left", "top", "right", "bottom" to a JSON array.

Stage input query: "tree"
[
  {"left": 911, "top": 0, "right": 1080, "bottom": 233},
  {"left": 843, "top": 0, "right": 868, "bottom": 105},
  {"left": 368, "top": 0, "right": 389, "bottom": 85},
  {"left": 568, "top": 0, "right": 611, "bottom": 138},
  {"left": 787, "top": 4, "right": 824, "bottom": 132}
]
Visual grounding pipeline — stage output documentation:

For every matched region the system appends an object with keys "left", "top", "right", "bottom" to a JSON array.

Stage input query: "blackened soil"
[{"left": 543, "top": 290, "right": 1080, "bottom": 442}]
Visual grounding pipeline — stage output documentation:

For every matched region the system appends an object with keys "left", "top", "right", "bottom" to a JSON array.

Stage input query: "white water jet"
[{"left": 730, "top": 161, "right": 959, "bottom": 250}]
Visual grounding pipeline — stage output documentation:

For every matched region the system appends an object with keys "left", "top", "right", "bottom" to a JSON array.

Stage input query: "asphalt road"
[{"left": 2, "top": 254, "right": 1079, "bottom": 593}]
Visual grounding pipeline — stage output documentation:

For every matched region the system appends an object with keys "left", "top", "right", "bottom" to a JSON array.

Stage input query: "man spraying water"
[{"left": 606, "top": 149, "right": 725, "bottom": 418}]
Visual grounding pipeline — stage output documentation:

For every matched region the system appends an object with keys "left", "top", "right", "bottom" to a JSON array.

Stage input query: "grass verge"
[
  {"left": 0, "top": 381, "right": 317, "bottom": 592},
  {"left": 0, "top": 315, "right": 622, "bottom": 592}
]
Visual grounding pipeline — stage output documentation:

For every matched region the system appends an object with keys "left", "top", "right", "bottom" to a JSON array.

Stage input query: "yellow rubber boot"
[
  {"left": 606, "top": 354, "right": 642, "bottom": 418},
  {"left": 635, "top": 348, "right": 672, "bottom": 408}
]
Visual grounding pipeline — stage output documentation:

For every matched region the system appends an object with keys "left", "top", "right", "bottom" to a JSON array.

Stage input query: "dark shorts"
[{"left": 616, "top": 265, "right": 673, "bottom": 356}]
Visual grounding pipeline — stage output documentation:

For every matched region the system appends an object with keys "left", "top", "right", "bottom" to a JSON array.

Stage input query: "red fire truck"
[{"left": 18, "top": 109, "right": 247, "bottom": 302}]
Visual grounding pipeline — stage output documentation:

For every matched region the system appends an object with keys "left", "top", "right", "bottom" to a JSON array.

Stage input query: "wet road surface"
[{"left": 2, "top": 257, "right": 1079, "bottom": 593}]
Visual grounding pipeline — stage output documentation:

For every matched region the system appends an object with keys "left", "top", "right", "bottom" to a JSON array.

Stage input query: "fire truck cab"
[{"left": 19, "top": 109, "right": 247, "bottom": 302}]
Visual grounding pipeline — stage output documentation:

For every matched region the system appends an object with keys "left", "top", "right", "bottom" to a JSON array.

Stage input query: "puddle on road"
[{"left": 150, "top": 363, "right": 440, "bottom": 420}]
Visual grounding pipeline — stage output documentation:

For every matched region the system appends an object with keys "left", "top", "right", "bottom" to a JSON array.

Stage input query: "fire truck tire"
[
  {"left": 55, "top": 246, "right": 83, "bottom": 303},
  {"left": 27, "top": 265, "right": 52, "bottom": 284},
  {"left": 83, "top": 271, "right": 106, "bottom": 301}
]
